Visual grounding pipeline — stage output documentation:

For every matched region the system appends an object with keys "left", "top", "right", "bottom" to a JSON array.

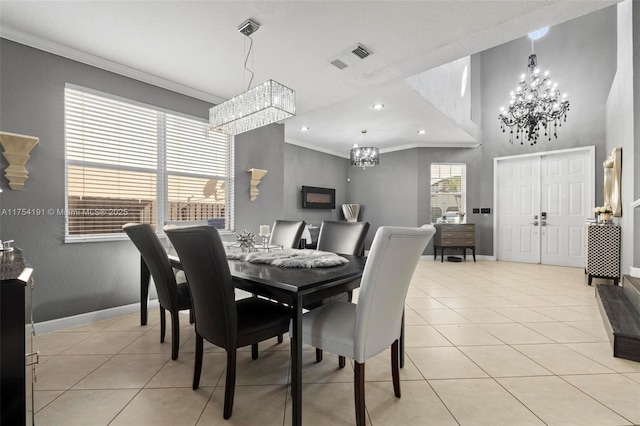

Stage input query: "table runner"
[{"left": 226, "top": 249, "right": 349, "bottom": 268}]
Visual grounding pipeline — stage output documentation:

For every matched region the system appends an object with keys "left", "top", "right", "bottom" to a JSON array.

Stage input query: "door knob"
[
  {"left": 541, "top": 220, "right": 547, "bottom": 226},
  {"left": 531, "top": 221, "right": 539, "bottom": 226}
]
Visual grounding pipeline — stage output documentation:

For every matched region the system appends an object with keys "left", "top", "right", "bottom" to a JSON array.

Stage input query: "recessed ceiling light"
[
  {"left": 417, "top": 130, "right": 426, "bottom": 135},
  {"left": 528, "top": 27, "right": 549, "bottom": 40},
  {"left": 372, "top": 103, "right": 384, "bottom": 110},
  {"left": 299, "top": 126, "right": 310, "bottom": 131}
]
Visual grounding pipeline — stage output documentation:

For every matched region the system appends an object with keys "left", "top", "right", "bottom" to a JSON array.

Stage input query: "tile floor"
[{"left": 33, "top": 260, "right": 640, "bottom": 425}]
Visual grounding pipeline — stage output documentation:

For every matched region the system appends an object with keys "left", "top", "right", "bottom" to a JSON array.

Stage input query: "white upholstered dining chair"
[{"left": 299, "top": 225, "right": 435, "bottom": 426}]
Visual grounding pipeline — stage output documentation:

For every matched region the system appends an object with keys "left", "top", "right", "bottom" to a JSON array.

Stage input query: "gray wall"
[
  {"left": 0, "top": 40, "right": 289, "bottom": 322},
  {"left": 283, "top": 143, "right": 349, "bottom": 227},
  {"left": 606, "top": 0, "right": 635, "bottom": 276},
  {"left": 348, "top": 5, "right": 617, "bottom": 257},
  {"left": 476, "top": 4, "right": 616, "bottom": 254},
  {"left": 348, "top": 149, "right": 420, "bottom": 249},
  {"left": 635, "top": 1, "right": 640, "bottom": 270},
  {"left": 233, "top": 124, "right": 286, "bottom": 235},
  {"left": 0, "top": 4, "right": 625, "bottom": 323}
]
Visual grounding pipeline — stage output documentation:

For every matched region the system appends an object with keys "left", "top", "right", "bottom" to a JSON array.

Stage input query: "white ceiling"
[{"left": 0, "top": 1, "right": 618, "bottom": 157}]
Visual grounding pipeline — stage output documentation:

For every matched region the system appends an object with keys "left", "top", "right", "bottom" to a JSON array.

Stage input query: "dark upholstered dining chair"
[
  {"left": 123, "top": 223, "right": 192, "bottom": 360},
  {"left": 316, "top": 220, "right": 370, "bottom": 257},
  {"left": 309, "top": 220, "right": 370, "bottom": 364},
  {"left": 269, "top": 220, "right": 306, "bottom": 248},
  {"left": 165, "top": 225, "right": 292, "bottom": 420},
  {"left": 299, "top": 226, "right": 434, "bottom": 426}
]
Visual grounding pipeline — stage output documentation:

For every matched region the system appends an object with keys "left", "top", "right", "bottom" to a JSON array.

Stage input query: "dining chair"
[
  {"left": 165, "top": 225, "right": 292, "bottom": 420},
  {"left": 309, "top": 220, "right": 370, "bottom": 364},
  {"left": 299, "top": 225, "right": 435, "bottom": 426},
  {"left": 123, "top": 223, "right": 193, "bottom": 360},
  {"left": 269, "top": 220, "right": 306, "bottom": 248}
]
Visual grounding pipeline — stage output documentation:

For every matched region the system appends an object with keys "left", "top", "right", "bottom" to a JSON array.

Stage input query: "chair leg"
[
  {"left": 224, "top": 348, "right": 237, "bottom": 419},
  {"left": 159, "top": 307, "right": 166, "bottom": 343},
  {"left": 354, "top": 361, "right": 366, "bottom": 426},
  {"left": 400, "top": 310, "right": 405, "bottom": 368},
  {"left": 316, "top": 348, "right": 323, "bottom": 362},
  {"left": 251, "top": 343, "right": 258, "bottom": 360},
  {"left": 278, "top": 334, "right": 283, "bottom": 344},
  {"left": 171, "top": 311, "right": 180, "bottom": 360},
  {"left": 189, "top": 309, "right": 195, "bottom": 324},
  {"left": 391, "top": 340, "right": 401, "bottom": 398},
  {"left": 193, "top": 333, "right": 203, "bottom": 390},
  {"left": 339, "top": 356, "right": 346, "bottom": 368}
]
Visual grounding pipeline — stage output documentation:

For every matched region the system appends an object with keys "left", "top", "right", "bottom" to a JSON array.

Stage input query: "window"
[
  {"left": 430, "top": 164, "right": 466, "bottom": 223},
  {"left": 65, "top": 85, "right": 234, "bottom": 241}
]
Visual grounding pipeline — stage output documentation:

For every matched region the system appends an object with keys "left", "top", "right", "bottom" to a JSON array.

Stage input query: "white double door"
[{"left": 495, "top": 147, "right": 594, "bottom": 267}]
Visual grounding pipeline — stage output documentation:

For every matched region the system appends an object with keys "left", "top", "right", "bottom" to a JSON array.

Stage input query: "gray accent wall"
[
  {"left": 348, "top": 149, "right": 420, "bottom": 249},
  {"left": 635, "top": 1, "right": 640, "bottom": 270},
  {"left": 0, "top": 40, "right": 291, "bottom": 322},
  {"left": 0, "top": 40, "right": 216, "bottom": 322},
  {"left": 348, "top": 5, "right": 617, "bottom": 258},
  {"left": 283, "top": 143, "right": 349, "bottom": 227},
  {"left": 0, "top": 4, "right": 627, "bottom": 323},
  {"left": 233, "top": 124, "right": 286, "bottom": 235}
]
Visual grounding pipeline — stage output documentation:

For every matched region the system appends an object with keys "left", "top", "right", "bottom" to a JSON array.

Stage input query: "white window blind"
[
  {"left": 430, "top": 164, "right": 466, "bottom": 223},
  {"left": 65, "top": 85, "right": 234, "bottom": 241}
]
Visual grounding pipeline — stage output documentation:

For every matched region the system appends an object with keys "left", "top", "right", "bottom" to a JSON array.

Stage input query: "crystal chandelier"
[
  {"left": 499, "top": 30, "right": 569, "bottom": 145},
  {"left": 209, "top": 19, "right": 296, "bottom": 136},
  {"left": 350, "top": 130, "right": 379, "bottom": 169}
]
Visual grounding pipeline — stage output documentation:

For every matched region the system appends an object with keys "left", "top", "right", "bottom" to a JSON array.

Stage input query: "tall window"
[
  {"left": 65, "top": 85, "right": 234, "bottom": 241},
  {"left": 430, "top": 164, "right": 466, "bottom": 223}
]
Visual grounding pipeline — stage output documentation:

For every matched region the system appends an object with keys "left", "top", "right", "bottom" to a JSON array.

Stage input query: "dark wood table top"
[{"left": 169, "top": 253, "right": 365, "bottom": 296}]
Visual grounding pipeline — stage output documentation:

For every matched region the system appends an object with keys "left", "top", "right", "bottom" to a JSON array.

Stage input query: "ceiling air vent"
[
  {"left": 329, "top": 43, "right": 373, "bottom": 70},
  {"left": 351, "top": 44, "right": 371, "bottom": 59},
  {"left": 330, "top": 59, "right": 349, "bottom": 70}
]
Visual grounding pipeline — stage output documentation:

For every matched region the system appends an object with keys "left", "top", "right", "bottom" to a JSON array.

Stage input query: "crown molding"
[
  {"left": 285, "top": 139, "right": 349, "bottom": 159},
  {"left": 1, "top": 27, "right": 224, "bottom": 105}
]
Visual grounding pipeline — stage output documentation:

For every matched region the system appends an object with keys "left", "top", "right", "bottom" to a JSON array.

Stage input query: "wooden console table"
[{"left": 433, "top": 223, "right": 476, "bottom": 262}]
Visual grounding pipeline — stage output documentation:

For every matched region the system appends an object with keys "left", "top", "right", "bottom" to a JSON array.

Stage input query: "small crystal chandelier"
[
  {"left": 350, "top": 130, "right": 379, "bottom": 169},
  {"left": 209, "top": 19, "right": 296, "bottom": 136},
  {"left": 499, "top": 29, "right": 569, "bottom": 145}
]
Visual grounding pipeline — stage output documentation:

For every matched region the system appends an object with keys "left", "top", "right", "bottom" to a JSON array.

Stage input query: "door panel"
[
  {"left": 496, "top": 148, "right": 593, "bottom": 267},
  {"left": 540, "top": 151, "right": 591, "bottom": 267},
  {"left": 497, "top": 157, "right": 540, "bottom": 263}
]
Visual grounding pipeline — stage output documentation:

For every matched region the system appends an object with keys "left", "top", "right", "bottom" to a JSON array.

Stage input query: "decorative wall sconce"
[
  {"left": 247, "top": 168, "right": 267, "bottom": 201},
  {"left": 0, "top": 131, "right": 39, "bottom": 190}
]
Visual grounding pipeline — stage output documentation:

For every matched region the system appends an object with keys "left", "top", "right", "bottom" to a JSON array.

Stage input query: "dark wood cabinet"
[
  {"left": 433, "top": 224, "right": 476, "bottom": 262},
  {"left": 1, "top": 248, "right": 35, "bottom": 425}
]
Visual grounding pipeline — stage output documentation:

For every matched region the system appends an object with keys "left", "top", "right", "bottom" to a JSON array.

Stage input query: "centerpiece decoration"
[
  {"left": 592, "top": 205, "right": 613, "bottom": 224},
  {"left": 259, "top": 225, "right": 271, "bottom": 248},
  {"left": 236, "top": 229, "right": 256, "bottom": 252},
  {"left": 457, "top": 210, "right": 466, "bottom": 224}
]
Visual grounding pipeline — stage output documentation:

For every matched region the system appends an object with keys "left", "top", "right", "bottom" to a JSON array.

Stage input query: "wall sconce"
[
  {"left": 247, "top": 168, "right": 267, "bottom": 201},
  {"left": 0, "top": 131, "right": 39, "bottom": 190}
]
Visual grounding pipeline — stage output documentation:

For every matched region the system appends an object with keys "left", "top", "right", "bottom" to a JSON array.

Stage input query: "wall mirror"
[{"left": 603, "top": 147, "right": 622, "bottom": 217}]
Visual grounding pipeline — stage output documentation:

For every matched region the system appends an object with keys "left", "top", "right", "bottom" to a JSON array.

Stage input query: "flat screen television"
[{"left": 301, "top": 186, "right": 335, "bottom": 209}]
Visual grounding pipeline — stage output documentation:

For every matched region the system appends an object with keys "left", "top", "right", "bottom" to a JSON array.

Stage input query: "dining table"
[{"left": 138, "top": 251, "right": 366, "bottom": 426}]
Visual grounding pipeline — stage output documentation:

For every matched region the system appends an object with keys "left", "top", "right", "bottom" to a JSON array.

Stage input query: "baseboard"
[
  {"left": 421, "top": 255, "right": 495, "bottom": 261},
  {"left": 631, "top": 267, "right": 640, "bottom": 279},
  {"left": 34, "top": 300, "right": 159, "bottom": 335}
]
